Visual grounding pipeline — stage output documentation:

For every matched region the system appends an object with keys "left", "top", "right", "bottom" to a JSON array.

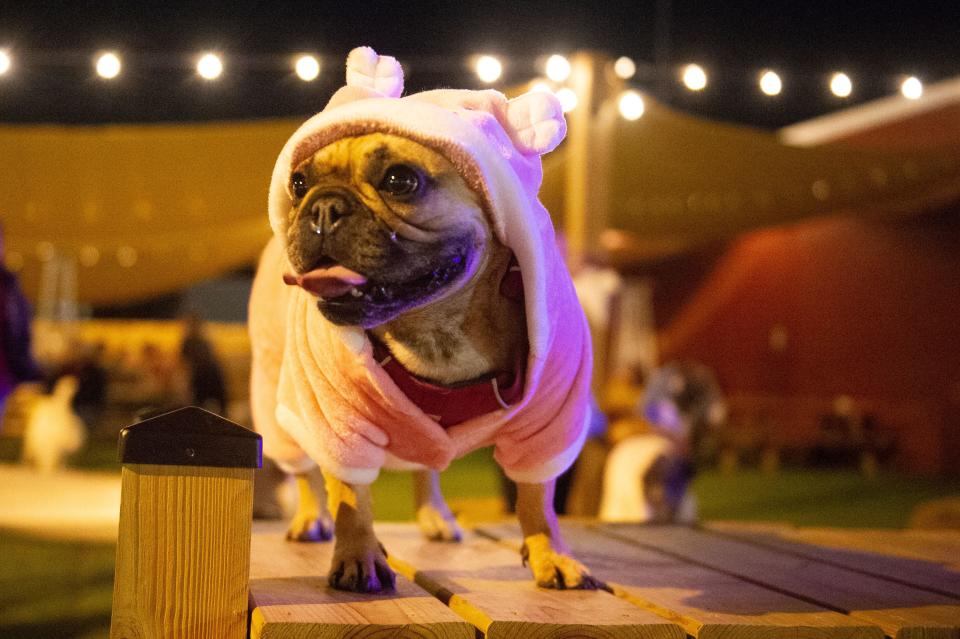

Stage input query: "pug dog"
[
  {"left": 280, "top": 132, "right": 519, "bottom": 549},
  {"left": 250, "top": 47, "right": 597, "bottom": 594}
]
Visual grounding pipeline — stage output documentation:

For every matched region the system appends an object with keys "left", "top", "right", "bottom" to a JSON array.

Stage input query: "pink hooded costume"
[{"left": 249, "top": 47, "right": 592, "bottom": 485}]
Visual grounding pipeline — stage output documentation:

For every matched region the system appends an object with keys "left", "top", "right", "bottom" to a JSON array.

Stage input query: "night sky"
[{"left": 1, "top": 1, "right": 958, "bottom": 128}]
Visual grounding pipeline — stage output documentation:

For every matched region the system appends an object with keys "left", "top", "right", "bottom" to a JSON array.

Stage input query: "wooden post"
[
  {"left": 564, "top": 51, "right": 602, "bottom": 272},
  {"left": 564, "top": 51, "right": 624, "bottom": 391},
  {"left": 563, "top": 51, "right": 622, "bottom": 269},
  {"left": 110, "top": 406, "right": 262, "bottom": 639}
]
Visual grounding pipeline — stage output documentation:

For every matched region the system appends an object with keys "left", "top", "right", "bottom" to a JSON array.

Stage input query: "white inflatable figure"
[
  {"left": 600, "top": 434, "right": 698, "bottom": 523},
  {"left": 22, "top": 375, "right": 87, "bottom": 474}
]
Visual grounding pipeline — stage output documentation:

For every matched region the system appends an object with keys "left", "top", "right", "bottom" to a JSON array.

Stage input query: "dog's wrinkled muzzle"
[{"left": 283, "top": 266, "right": 368, "bottom": 299}]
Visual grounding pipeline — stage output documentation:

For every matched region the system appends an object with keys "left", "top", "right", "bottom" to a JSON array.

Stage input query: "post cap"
[{"left": 118, "top": 406, "right": 262, "bottom": 468}]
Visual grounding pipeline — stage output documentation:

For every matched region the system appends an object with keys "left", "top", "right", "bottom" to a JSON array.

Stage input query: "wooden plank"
[
  {"left": 478, "top": 522, "right": 882, "bottom": 639},
  {"left": 791, "top": 529, "right": 960, "bottom": 571},
  {"left": 375, "top": 522, "right": 684, "bottom": 639},
  {"left": 705, "top": 523, "right": 960, "bottom": 570},
  {"left": 707, "top": 523, "right": 960, "bottom": 569},
  {"left": 702, "top": 524, "right": 960, "bottom": 599},
  {"left": 599, "top": 524, "right": 960, "bottom": 639},
  {"left": 249, "top": 522, "right": 473, "bottom": 639}
]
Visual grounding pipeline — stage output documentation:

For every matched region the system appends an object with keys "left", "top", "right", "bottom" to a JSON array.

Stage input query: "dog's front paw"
[
  {"left": 521, "top": 534, "right": 607, "bottom": 590},
  {"left": 328, "top": 537, "right": 396, "bottom": 593},
  {"left": 286, "top": 512, "right": 334, "bottom": 542},
  {"left": 416, "top": 504, "right": 463, "bottom": 542}
]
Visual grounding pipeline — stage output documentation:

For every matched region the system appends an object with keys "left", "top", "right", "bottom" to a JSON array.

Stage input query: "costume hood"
[{"left": 261, "top": 47, "right": 592, "bottom": 484}]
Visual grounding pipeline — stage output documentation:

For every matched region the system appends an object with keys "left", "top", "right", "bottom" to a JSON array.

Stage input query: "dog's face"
[{"left": 284, "top": 133, "right": 491, "bottom": 328}]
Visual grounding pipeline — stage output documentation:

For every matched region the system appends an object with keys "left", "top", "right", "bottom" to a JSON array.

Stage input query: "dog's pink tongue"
[{"left": 282, "top": 266, "right": 367, "bottom": 298}]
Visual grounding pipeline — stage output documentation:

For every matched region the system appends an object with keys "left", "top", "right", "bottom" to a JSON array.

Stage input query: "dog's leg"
[
  {"left": 516, "top": 480, "right": 605, "bottom": 590},
  {"left": 413, "top": 470, "right": 463, "bottom": 542},
  {"left": 322, "top": 470, "right": 395, "bottom": 593},
  {"left": 286, "top": 467, "right": 334, "bottom": 542}
]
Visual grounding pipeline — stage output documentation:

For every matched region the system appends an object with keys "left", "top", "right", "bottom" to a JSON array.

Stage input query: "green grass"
[
  {"left": 0, "top": 436, "right": 118, "bottom": 472},
  {"left": 0, "top": 532, "right": 114, "bottom": 639},
  {"left": 692, "top": 468, "right": 960, "bottom": 528},
  {"left": 372, "top": 447, "right": 503, "bottom": 520}
]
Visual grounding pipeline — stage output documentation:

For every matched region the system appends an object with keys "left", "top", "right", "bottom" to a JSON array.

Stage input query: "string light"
[
  {"left": 618, "top": 90, "right": 645, "bottom": 120},
  {"left": 681, "top": 63, "right": 707, "bottom": 91},
  {"left": 95, "top": 52, "right": 121, "bottom": 79},
  {"left": 545, "top": 54, "right": 571, "bottom": 82},
  {"left": 196, "top": 53, "right": 223, "bottom": 80},
  {"left": 556, "top": 87, "right": 578, "bottom": 112},
  {"left": 294, "top": 54, "right": 320, "bottom": 81},
  {"left": 0, "top": 48, "right": 942, "bottom": 105},
  {"left": 901, "top": 76, "right": 923, "bottom": 100},
  {"left": 613, "top": 56, "right": 636, "bottom": 80},
  {"left": 830, "top": 72, "right": 852, "bottom": 98},
  {"left": 529, "top": 80, "right": 552, "bottom": 93},
  {"left": 758, "top": 69, "right": 782, "bottom": 96},
  {"left": 474, "top": 55, "right": 502, "bottom": 83}
]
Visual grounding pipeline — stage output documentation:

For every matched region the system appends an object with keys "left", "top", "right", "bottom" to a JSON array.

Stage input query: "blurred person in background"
[
  {"left": 139, "top": 341, "right": 188, "bottom": 407},
  {"left": 0, "top": 224, "right": 42, "bottom": 429},
  {"left": 180, "top": 313, "right": 227, "bottom": 415},
  {"left": 49, "top": 339, "right": 109, "bottom": 434}
]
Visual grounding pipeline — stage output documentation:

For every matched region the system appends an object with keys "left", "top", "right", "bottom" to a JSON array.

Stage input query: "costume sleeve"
[
  {"left": 273, "top": 292, "right": 389, "bottom": 485},
  {"left": 494, "top": 409, "right": 591, "bottom": 483}
]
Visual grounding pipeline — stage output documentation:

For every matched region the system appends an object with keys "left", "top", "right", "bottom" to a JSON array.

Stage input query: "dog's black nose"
[{"left": 308, "top": 192, "right": 354, "bottom": 234}]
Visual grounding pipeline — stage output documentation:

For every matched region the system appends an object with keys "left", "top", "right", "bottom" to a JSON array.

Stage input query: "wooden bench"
[{"left": 249, "top": 520, "right": 960, "bottom": 639}]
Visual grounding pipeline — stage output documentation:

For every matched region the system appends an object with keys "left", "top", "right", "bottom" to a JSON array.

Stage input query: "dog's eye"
[
  {"left": 291, "top": 172, "right": 309, "bottom": 199},
  {"left": 379, "top": 165, "right": 421, "bottom": 197}
]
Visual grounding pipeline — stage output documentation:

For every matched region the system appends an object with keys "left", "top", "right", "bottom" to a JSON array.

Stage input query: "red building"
[{"left": 651, "top": 82, "right": 960, "bottom": 474}]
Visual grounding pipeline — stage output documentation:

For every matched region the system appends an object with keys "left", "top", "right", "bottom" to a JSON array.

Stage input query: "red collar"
[{"left": 372, "top": 255, "right": 526, "bottom": 427}]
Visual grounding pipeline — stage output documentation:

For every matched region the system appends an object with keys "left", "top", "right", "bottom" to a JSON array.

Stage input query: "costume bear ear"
[
  {"left": 502, "top": 91, "right": 567, "bottom": 155},
  {"left": 345, "top": 46, "right": 404, "bottom": 98}
]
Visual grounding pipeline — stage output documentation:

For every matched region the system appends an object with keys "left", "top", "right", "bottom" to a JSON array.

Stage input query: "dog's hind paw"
[
  {"left": 416, "top": 504, "right": 463, "bottom": 542},
  {"left": 521, "top": 534, "right": 607, "bottom": 591},
  {"left": 328, "top": 539, "right": 396, "bottom": 593},
  {"left": 286, "top": 513, "right": 334, "bottom": 542}
]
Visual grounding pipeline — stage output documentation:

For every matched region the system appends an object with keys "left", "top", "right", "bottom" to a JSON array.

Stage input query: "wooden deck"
[{"left": 248, "top": 521, "right": 960, "bottom": 638}]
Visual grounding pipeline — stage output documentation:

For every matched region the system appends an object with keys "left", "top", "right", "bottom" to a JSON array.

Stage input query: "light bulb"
[
  {"left": 682, "top": 63, "right": 707, "bottom": 91},
  {"left": 545, "top": 54, "right": 571, "bottom": 82},
  {"left": 95, "top": 52, "right": 121, "bottom": 79},
  {"left": 475, "top": 55, "right": 502, "bottom": 83},
  {"left": 759, "top": 69, "right": 782, "bottom": 96},
  {"left": 830, "top": 72, "right": 852, "bottom": 98},
  {"left": 197, "top": 53, "right": 223, "bottom": 80},
  {"left": 294, "top": 55, "right": 320, "bottom": 81},
  {"left": 618, "top": 90, "right": 645, "bottom": 120}
]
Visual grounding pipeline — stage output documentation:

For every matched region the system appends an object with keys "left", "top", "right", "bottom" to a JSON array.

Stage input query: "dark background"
[{"left": 1, "top": 0, "right": 958, "bottom": 128}]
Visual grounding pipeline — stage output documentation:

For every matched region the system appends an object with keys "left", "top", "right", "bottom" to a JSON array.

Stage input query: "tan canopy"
[
  {"left": 1, "top": 119, "right": 296, "bottom": 304},
  {"left": 3, "top": 76, "right": 959, "bottom": 304},
  {"left": 542, "top": 79, "right": 960, "bottom": 265}
]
